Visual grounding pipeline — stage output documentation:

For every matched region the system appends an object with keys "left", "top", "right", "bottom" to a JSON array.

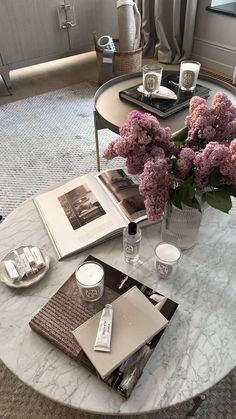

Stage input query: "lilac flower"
[
  {"left": 194, "top": 142, "right": 236, "bottom": 187},
  {"left": 230, "top": 138, "right": 236, "bottom": 161},
  {"left": 185, "top": 92, "right": 236, "bottom": 150},
  {"left": 103, "top": 140, "right": 119, "bottom": 160},
  {"left": 139, "top": 158, "right": 174, "bottom": 221},
  {"left": 189, "top": 96, "right": 207, "bottom": 113},
  {"left": 103, "top": 110, "right": 177, "bottom": 173},
  {"left": 103, "top": 95, "right": 236, "bottom": 221},
  {"left": 176, "top": 148, "right": 196, "bottom": 179}
]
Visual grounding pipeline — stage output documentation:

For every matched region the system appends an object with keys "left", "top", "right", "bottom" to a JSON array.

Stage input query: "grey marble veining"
[{"left": 0, "top": 201, "right": 235, "bottom": 415}]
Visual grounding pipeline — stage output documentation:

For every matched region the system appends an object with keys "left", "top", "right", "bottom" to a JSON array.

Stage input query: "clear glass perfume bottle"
[{"left": 123, "top": 222, "right": 141, "bottom": 263}]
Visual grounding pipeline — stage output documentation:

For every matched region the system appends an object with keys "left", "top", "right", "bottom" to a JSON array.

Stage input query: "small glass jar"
[
  {"left": 75, "top": 261, "right": 104, "bottom": 302},
  {"left": 142, "top": 64, "right": 163, "bottom": 96},
  {"left": 123, "top": 222, "right": 142, "bottom": 264},
  {"left": 179, "top": 60, "right": 201, "bottom": 91},
  {"left": 155, "top": 242, "right": 181, "bottom": 279}
]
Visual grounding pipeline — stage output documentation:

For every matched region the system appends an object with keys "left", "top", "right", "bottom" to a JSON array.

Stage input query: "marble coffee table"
[{"left": 0, "top": 196, "right": 235, "bottom": 415}]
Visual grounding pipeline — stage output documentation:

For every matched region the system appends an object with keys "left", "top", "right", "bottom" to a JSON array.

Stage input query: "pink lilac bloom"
[
  {"left": 103, "top": 95, "right": 236, "bottom": 221},
  {"left": 189, "top": 96, "right": 207, "bottom": 113},
  {"left": 103, "top": 110, "right": 178, "bottom": 174},
  {"left": 185, "top": 92, "right": 236, "bottom": 150},
  {"left": 139, "top": 158, "right": 175, "bottom": 220},
  {"left": 230, "top": 138, "right": 236, "bottom": 161},
  {"left": 194, "top": 142, "right": 236, "bottom": 188},
  {"left": 103, "top": 140, "right": 119, "bottom": 160},
  {"left": 176, "top": 148, "right": 196, "bottom": 179},
  {"left": 211, "top": 92, "right": 236, "bottom": 142}
]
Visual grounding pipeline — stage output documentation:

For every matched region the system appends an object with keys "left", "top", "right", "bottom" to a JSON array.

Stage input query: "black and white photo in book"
[
  {"left": 33, "top": 169, "right": 149, "bottom": 259},
  {"left": 97, "top": 169, "right": 145, "bottom": 221},
  {"left": 58, "top": 184, "right": 106, "bottom": 230}
]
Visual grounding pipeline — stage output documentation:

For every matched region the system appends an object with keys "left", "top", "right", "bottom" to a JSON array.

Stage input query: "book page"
[
  {"left": 34, "top": 175, "right": 127, "bottom": 258},
  {"left": 96, "top": 168, "right": 147, "bottom": 223}
]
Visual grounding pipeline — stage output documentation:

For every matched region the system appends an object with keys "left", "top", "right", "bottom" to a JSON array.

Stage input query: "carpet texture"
[
  {"left": 0, "top": 81, "right": 118, "bottom": 219},
  {"left": 0, "top": 81, "right": 235, "bottom": 418}
]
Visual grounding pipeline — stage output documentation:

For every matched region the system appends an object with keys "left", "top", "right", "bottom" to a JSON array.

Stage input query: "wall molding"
[
  {"left": 192, "top": 37, "right": 236, "bottom": 77},
  {"left": 194, "top": 37, "right": 236, "bottom": 53}
]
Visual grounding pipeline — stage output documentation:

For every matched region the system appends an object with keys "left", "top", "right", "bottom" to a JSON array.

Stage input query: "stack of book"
[{"left": 29, "top": 255, "right": 178, "bottom": 398}]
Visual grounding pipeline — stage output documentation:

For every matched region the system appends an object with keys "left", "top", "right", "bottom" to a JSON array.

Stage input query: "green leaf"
[
  {"left": 181, "top": 184, "right": 201, "bottom": 211},
  {"left": 204, "top": 189, "right": 232, "bottom": 213},
  {"left": 171, "top": 126, "right": 188, "bottom": 147},
  {"left": 202, "top": 192, "right": 207, "bottom": 203},
  {"left": 171, "top": 188, "right": 182, "bottom": 209},
  {"left": 170, "top": 183, "right": 202, "bottom": 212},
  {"left": 185, "top": 197, "right": 202, "bottom": 212},
  {"left": 181, "top": 183, "right": 195, "bottom": 201},
  {"left": 221, "top": 185, "right": 236, "bottom": 198},
  {"left": 183, "top": 174, "right": 194, "bottom": 185},
  {"left": 175, "top": 140, "right": 185, "bottom": 148},
  {"left": 170, "top": 156, "right": 177, "bottom": 171},
  {"left": 209, "top": 169, "right": 221, "bottom": 187}
]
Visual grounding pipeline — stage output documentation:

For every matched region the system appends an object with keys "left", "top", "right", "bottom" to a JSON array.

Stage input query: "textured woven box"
[{"left": 93, "top": 32, "right": 143, "bottom": 85}]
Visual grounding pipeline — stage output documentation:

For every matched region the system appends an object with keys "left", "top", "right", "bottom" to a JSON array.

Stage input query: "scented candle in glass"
[
  {"left": 142, "top": 64, "right": 163, "bottom": 96},
  {"left": 179, "top": 60, "right": 201, "bottom": 91},
  {"left": 75, "top": 261, "right": 104, "bottom": 302},
  {"left": 155, "top": 242, "right": 181, "bottom": 279}
]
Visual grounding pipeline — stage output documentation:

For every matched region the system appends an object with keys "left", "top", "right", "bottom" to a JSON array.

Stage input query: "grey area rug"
[
  {"left": 0, "top": 82, "right": 235, "bottom": 418},
  {"left": 0, "top": 80, "right": 119, "bottom": 219}
]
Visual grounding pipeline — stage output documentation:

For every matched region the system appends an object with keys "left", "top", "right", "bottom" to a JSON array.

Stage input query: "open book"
[{"left": 34, "top": 168, "right": 148, "bottom": 259}]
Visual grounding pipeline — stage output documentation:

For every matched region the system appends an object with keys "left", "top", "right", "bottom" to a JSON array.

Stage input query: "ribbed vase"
[{"left": 161, "top": 204, "right": 203, "bottom": 250}]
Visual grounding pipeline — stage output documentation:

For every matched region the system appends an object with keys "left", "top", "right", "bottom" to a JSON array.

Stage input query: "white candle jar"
[
  {"left": 179, "top": 60, "right": 201, "bottom": 91},
  {"left": 142, "top": 64, "right": 163, "bottom": 96},
  {"left": 75, "top": 261, "right": 104, "bottom": 302},
  {"left": 155, "top": 242, "right": 181, "bottom": 279}
]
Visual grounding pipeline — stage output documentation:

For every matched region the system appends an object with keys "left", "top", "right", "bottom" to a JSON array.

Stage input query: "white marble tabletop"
[{"left": 0, "top": 199, "right": 236, "bottom": 415}]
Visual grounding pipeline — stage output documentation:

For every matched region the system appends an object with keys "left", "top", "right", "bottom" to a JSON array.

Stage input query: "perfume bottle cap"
[{"left": 128, "top": 222, "right": 137, "bottom": 235}]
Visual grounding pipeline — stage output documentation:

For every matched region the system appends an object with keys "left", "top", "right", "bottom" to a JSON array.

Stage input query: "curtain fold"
[{"left": 136, "top": 0, "right": 198, "bottom": 63}]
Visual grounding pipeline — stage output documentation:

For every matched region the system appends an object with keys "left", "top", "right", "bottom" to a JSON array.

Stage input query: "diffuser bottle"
[{"left": 123, "top": 222, "right": 141, "bottom": 263}]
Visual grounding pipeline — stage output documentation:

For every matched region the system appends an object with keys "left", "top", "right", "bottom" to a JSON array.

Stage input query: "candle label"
[
  {"left": 81, "top": 286, "right": 101, "bottom": 301},
  {"left": 181, "top": 70, "right": 195, "bottom": 89},
  {"left": 156, "top": 261, "right": 171, "bottom": 279},
  {"left": 144, "top": 73, "right": 159, "bottom": 93}
]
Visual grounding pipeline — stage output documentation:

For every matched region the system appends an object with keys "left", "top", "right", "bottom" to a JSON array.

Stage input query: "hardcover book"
[
  {"left": 34, "top": 168, "right": 149, "bottom": 260},
  {"left": 29, "top": 255, "right": 178, "bottom": 399},
  {"left": 72, "top": 286, "right": 169, "bottom": 379},
  {"left": 119, "top": 71, "right": 210, "bottom": 118}
]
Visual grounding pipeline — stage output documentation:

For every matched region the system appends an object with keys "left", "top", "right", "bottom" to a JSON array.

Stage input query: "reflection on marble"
[{"left": 0, "top": 201, "right": 235, "bottom": 415}]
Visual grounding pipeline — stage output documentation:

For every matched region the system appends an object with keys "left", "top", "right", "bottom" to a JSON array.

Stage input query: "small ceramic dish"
[
  {"left": 0, "top": 246, "right": 50, "bottom": 288},
  {"left": 137, "top": 85, "right": 177, "bottom": 100}
]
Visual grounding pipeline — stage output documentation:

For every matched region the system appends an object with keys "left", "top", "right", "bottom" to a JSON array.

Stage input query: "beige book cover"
[{"left": 72, "top": 286, "right": 169, "bottom": 379}]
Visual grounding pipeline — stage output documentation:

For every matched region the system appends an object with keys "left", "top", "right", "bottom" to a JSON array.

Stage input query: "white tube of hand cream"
[{"left": 94, "top": 304, "right": 113, "bottom": 352}]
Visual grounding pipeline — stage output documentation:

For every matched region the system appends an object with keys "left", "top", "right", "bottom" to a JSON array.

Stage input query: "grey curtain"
[{"left": 136, "top": 0, "right": 198, "bottom": 63}]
